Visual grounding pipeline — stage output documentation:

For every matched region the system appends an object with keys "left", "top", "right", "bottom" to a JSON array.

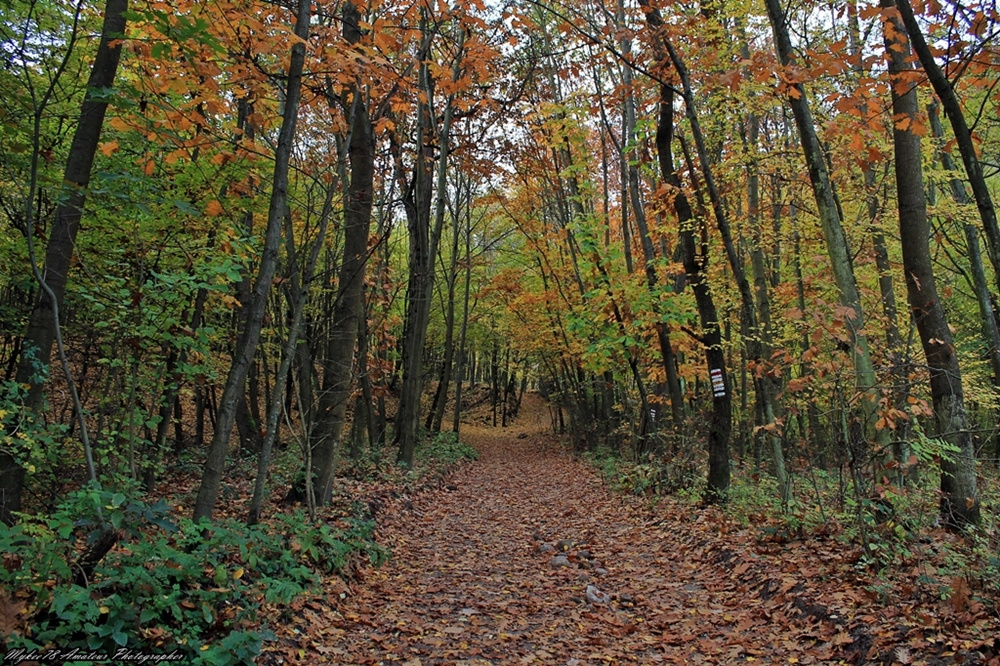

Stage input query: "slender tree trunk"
[
  {"left": 638, "top": 0, "right": 730, "bottom": 499},
  {"left": 451, "top": 202, "right": 474, "bottom": 435},
  {"left": 765, "top": 0, "right": 884, "bottom": 449},
  {"left": 247, "top": 150, "right": 336, "bottom": 525},
  {"left": 927, "top": 100, "right": 1000, "bottom": 388},
  {"left": 151, "top": 283, "right": 208, "bottom": 484},
  {"left": 847, "top": 2, "right": 903, "bottom": 353},
  {"left": 232, "top": 184, "right": 261, "bottom": 457},
  {"left": 192, "top": 0, "right": 310, "bottom": 521},
  {"left": 396, "top": 21, "right": 464, "bottom": 466},
  {"left": 355, "top": 299, "right": 376, "bottom": 450},
  {"left": 426, "top": 177, "right": 467, "bottom": 433},
  {"left": 881, "top": 2, "right": 978, "bottom": 526},
  {"left": 616, "top": 39, "right": 685, "bottom": 429},
  {"left": 746, "top": 110, "right": 789, "bottom": 496},
  {"left": 664, "top": 35, "right": 788, "bottom": 500}
]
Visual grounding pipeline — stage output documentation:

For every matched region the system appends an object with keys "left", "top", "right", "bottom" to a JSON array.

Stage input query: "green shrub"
[
  {"left": 584, "top": 445, "right": 701, "bottom": 500},
  {"left": 1, "top": 487, "right": 385, "bottom": 664},
  {"left": 417, "top": 431, "right": 479, "bottom": 464},
  {"left": 0, "top": 350, "right": 70, "bottom": 487}
]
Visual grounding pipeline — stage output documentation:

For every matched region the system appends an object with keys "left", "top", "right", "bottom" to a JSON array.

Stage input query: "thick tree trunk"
[
  {"left": 895, "top": 0, "right": 1000, "bottom": 295},
  {"left": 192, "top": 0, "right": 310, "bottom": 521},
  {"left": 310, "top": 1, "right": 375, "bottom": 504},
  {"left": 881, "top": 3, "right": 979, "bottom": 527},
  {"left": 1, "top": 0, "right": 128, "bottom": 524}
]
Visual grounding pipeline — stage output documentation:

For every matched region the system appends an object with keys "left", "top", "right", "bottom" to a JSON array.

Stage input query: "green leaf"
[{"left": 201, "top": 603, "right": 214, "bottom": 624}]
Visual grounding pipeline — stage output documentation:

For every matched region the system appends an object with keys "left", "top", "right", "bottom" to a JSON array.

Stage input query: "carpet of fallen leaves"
[{"left": 263, "top": 395, "right": 1000, "bottom": 665}]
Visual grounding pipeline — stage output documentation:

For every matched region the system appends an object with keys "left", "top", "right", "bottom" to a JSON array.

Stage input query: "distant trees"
[{"left": 0, "top": 0, "right": 997, "bottom": 529}]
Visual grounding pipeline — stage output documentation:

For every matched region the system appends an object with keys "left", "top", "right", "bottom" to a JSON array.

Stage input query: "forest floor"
[{"left": 262, "top": 394, "right": 1000, "bottom": 665}]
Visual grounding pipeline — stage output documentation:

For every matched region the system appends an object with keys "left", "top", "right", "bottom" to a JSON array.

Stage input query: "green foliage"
[
  {"left": 0, "top": 348, "right": 69, "bottom": 482},
  {"left": 417, "top": 431, "right": 479, "bottom": 464},
  {"left": 724, "top": 473, "right": 787, "bottom": 525},
  {"left": 583, "top": 433, "right": 998, "bottom": 606},
  {"left": 584, "top": 445, "right": 622, "bottom": 484},
  {"left": 584, "top": 445, "right": 701, "bottom": 500},
  {"left": 272, "top": 510, "right": 388, "bottom": 574},
  {"left": 909, "top": 427, "right": 962, "bottom": 464},
  {"left": 0, "top": 488, "right": 385, "bottom": 663}
]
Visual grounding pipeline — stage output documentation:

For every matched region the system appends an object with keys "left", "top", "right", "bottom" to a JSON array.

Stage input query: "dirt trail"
[{"left": 272, "top": 395, "right": 990, "bottom": 665}]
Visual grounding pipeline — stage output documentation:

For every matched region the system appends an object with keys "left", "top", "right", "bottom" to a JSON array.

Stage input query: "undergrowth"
[
  {"left": 416, "top": 430, "right": 479, "bottom": 465},
  {"left": 0, "top": 485, "right": 386, "bottom": 665},
  {"left": 1, "top": 426, "right": 481, "bottom": 664},
  {"left": 342, "top": 429, "right": 479, "bottom": 486},
  {"left": 584, "top": 444, "right": 1000, "bottom": 608}
]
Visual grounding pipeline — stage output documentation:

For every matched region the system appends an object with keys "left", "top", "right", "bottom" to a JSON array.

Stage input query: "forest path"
[{"left": 273, "top": 395, "right": 885, "bottom": 664}]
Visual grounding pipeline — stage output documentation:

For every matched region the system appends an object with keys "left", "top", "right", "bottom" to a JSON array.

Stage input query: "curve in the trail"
[{"left": 273, "top": 395, "right": 898, "bottom": 664}]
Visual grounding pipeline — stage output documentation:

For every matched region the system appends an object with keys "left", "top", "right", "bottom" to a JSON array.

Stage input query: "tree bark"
[
  {"left": 451, "top": 198, "right": 474, "bottom": 435},
  {"left": 764, "top": 0, "right": 884, "bottom": 449},
  {"left": 927, "top": 100, "right": 1000, "bottom": 390},
  {"left": 2, "top": 0, "right": 128, "bottom": 525},
  {"left": 617, "top": 35, "right": 685, "bottom": 429},
  {"left": 396, "top": 19, "right": 462, "bottom": 466},
  {"left": 192, "top": 0, "right": 310, "bottom": 521},
  {"left": 881, "top": 2, "right": 979, "bottom": 527},
  {"left": 664, "top": 34, "right": 788, "bottom": 500},
  {"left": 394, "top": 42, "right": 436, "bottom": 466},
  {"left": 639, "top": 0, "right": 730, "bottom": 500},
  {"left": 426, "top": 175, "right": 468, "bottom": 433},
  {"left": 895, "top": 0, "right": 1000, "bottom": 295},
  {"left": 310, "top": 1, "right": 376, "bottom": 505}
]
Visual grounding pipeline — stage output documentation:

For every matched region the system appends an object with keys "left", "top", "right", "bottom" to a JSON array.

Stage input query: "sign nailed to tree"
[{"left": 710, "top": 368, "right": 725, "bottom": 398}]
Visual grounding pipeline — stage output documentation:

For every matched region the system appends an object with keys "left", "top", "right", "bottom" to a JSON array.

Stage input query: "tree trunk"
[
  {"left": 664, "top": 35, "right": 788, "bottom": 500},
  {"left": 192, "top": 0, "right": 310, "bottom": 521},
  {"left": 2, "top": 0, "right": 128, "bottom": 524},
  {"left": 396, "top": 20, "right": 463, "bottom": 466},
  {"left": 847, "top": 2, "right": 903, "bottom": 353},
  {"left": 764, "top": 0, "right": 884, "bottom": 449},
  {"left": 927, "top": 100, "right": 1000, "bottom": 390},
  {"left": 247, "top": 149, "right": 337, "bottom": 525},
  {"left": 451, "top": 200, "right": 474, "bottom": 435},
  {"left": 881, "top": 2, "right": 979, "bottom": 527},
  {"left": 309, "top": 1, "right": 375, "bottom": 504},
  {"left": 746, "top": 110, "right": 789, "bottom": 496},
  {"left": 639, "top": 0, "right": 730, "bottom": 500},
  {"left": 616, "top": 35, "right": 684, "bottom": 429},
  {"left": 895, "top": 0, "right": 1000, "bottom": 295},
  {"left": 426, "top": 176, "right": 468, "bottom": 433}
]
